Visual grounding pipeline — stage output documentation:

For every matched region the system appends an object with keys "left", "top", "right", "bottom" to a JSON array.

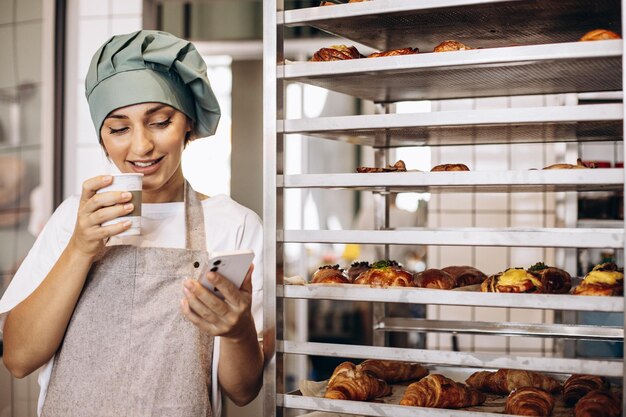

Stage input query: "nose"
[{"left": 129, "top": 126, "right": 154, "bottom": 157}]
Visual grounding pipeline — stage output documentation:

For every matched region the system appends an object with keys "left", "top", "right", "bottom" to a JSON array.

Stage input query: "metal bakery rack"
[{"left": 263, "top": 0, "right": 626, "bottom": 416}]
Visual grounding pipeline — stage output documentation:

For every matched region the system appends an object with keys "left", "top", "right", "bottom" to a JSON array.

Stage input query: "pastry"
[
  {"left": 357, "top": 160, "right": 407, "bottom": 173},
  {"left": 430, "top": 163, "right": 470, "bottom": 171},
  {"left": 325, "top": 361, "right": 391, "bottom": 401},
  {"left": 434, "top": 40, "right": 473, "bottom": 52},
  {"left": 354, "top": 260, "right": 414, "bottom": 287},
  {"left": 347, "top": 261, "right": 370, "bottom": 282},
  {"left": 527, "top": 262, "right": 572, "bottom": 294},
  {"left": 367, "top": 47, "right": 419, "bottom": 58},
  {"left": 400, "top": 374, "right": 486, "bottom": 409},
  {"left": 574, "top": 262, "right": 624, "bottom": 296},
  {"left": 413, "top": 268, "right": 456, "bottom": 289},
  {"left": 311, "top": 264, "right": 350, "bottom": 284},
  {"left": 575, "top": 390, "right": 621, "bottom": 417},
  {"left": 358, "top": 359, "right": 428, "bottom": 383},
  {"left": 543, "top": 158, "right": 592, "bottom": 170},
  {"left": 563, "top": 374, "right": 610, "bottom": 406},
  {"left": 580, "top": 29, "right": 621, "bottom": 41},
  {"left": 466, "top": 369, "right": 561, "bottom": 395},
  {"left": 481, "top": 268, "right": 544, "bottom": 293},
  {"left": 505, "top": 387, "right": 556, "bottom": 416},
  {"left": 441, "top": 265, "right": 487, "bottom": 287},
  {"left": 311, "top": 45, "right": 361, "bottom": 62}
]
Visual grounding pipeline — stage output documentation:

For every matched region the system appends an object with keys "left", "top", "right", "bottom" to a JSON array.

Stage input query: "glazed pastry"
[
  {"left": 505, "top": 387, "right": 556, "bottom": 416},
  {"left": 347, "top": 261, "right": 370, "bottom": 282},
  {"left": 431, "top": 163, "right": 470, "bottom": 172},
  {"left": 434, "top": 40, "right": 473, "bottom": 52},
  {"left": 413, "top": 269, "right": 456, "bottom": 289},
  {"left": 466, "top": 369, "right": 561, "bottom": 395},
  {"left": 580, "top": 29, "right": 621, "bottom": 41},
  {"left": 574, "top": 262, "right": 624, "bottom": 296},
  {"left": 400, "top": 374, "right": 486, "bottom": 409},
  {"left": 563, "top": 374, "right": 610, "bottom": 406},
  {"left": 311, "top": 45, "right": 361, "bottom": 62},
  {"left": 311, "top": 264, "right": 350, "bottom": 284},
  {"left": 575, "top": 390, "right": 621, "bottom": 417},
  {"left": 357, "top": 160, "right": 407, "bottom": 173},
  {"left": 481, "top": 268, "right": 544, "bottom": 293},
  {"left": 358, "top": 359, "right": 428, "bottom": 383},
  {"left": 325, "top": 361, "right": 391, "bottom": 401},
  {"left": 527, "top": 262, "right": 572, "bottom": 294},
  {"left": 543, "top": 158, "right": 592, "bottom": 170},
  {"left": 441, "top": 265, "right": 487, "bottom": 287},
  {"left": 367, "top": 47, "right": 419, "bottom": 58},
  {"left": 354, "top": 260, "right": 414, "bottom": 287}
]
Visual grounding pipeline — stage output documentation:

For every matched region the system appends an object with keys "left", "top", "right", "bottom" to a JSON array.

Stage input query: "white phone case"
[{"left": 199, "top": 249, "right": 255, "bottom": 298}]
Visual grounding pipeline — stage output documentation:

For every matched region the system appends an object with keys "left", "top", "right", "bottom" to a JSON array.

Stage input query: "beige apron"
[{"left": 42, "top": 183, "right": 214, "bottom": 417}]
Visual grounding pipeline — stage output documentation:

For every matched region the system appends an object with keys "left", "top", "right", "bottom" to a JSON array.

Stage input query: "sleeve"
[{"left": 0, "top": 196, "right": 79, "bottom": 333}]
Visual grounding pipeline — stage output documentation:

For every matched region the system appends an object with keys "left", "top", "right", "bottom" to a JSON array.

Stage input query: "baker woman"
[{"left": 0, "top": 30, "right": 263, "bottom": 416}]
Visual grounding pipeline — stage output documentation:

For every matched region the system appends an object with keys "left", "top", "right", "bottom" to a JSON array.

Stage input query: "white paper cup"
[{"left": 96, "top": 173, "right": 143, "bottom": 236}]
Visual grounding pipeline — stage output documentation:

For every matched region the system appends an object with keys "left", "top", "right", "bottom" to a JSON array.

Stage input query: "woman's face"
[{"left": 100, "top": 102, "right": 192, "bottom": 203}]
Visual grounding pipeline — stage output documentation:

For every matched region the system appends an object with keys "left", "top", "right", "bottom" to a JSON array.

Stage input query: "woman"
[{"left": 0, "top": 30, "right": 264, "bottom": 416}]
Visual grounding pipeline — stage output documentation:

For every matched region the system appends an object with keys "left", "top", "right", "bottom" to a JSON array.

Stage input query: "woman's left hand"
[{"left": 181, "top": 265, "right": 256, "bottom": 340}]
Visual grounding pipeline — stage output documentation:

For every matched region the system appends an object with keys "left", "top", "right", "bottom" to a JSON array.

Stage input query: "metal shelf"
[
  {"left": 281, "top": 41, "right": 622, "bottom": 102},
  {"left": 283, "top": 0, "right": 620, "bottom": 52},
  {"left": 279, "top": 228, "right": 624, "bottom": 248},
  {"left": 281, "top": 104, "right": 623, "bottom": 147},
  {"left": 376, "top": 318, "right": 623, "bottom": 340},
  {"left": 279, "top": 169, "right": 624, "bottom": 193},
  {"left": 279, "top": 341, "right": 622, "bottom": 376},
  {"left": 279, "top": 285, "right": 624, "bottom": 312}
]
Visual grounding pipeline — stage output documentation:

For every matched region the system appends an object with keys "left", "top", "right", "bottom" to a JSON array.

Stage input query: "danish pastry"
[
  {"left": 481, "top": 268, "right": 544, "bottom": 293},
  {"left": 527, "top": 262, "right": 572, "bottom": 294},
  {"left": 441, "top": 265, "right": 487, "bottom": 287},
  {"left": 354, "top": 260, "right": 414, "bottom": 287},
  {"left": 580, "top": 29, "right": 621, "bottom": 41},
  {"left": 413, "top": 268, "right": 456, "bottom": 289},
  {"left": 347, "top": 261, "right": 370, "bottom": 282},
  {"left": 574, "top": 262, "right": 624, "bottom": 296},
  {"left": 311, "top": 264, "right": 350, "bottom": 284}
]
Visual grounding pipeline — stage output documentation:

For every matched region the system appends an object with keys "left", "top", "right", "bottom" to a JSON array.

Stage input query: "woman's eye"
[
  {"left": 109, "top": 126, "right": 129, "bottom": 134},
  {"left": 152, "top": 119, "right": 172, "bottom": 128}
]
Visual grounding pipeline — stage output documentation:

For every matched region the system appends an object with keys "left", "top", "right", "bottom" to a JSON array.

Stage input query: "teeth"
[{"left": 134, "top": 160, "right": 156, "bottom": 167}]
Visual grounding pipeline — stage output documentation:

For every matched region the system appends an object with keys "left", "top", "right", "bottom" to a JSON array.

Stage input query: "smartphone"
[{"left": 199, "top": 249, "right": 255, "bottom": 298}]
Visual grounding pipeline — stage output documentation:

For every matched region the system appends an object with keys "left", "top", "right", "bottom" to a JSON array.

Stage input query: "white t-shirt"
[{"left": 0, "top": 194, "right": 264, "bottom": 417}]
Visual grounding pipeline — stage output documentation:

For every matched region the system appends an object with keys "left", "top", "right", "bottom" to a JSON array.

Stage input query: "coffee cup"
[{"left": 97, "top": 173, "right": 143, "bottom": 236}]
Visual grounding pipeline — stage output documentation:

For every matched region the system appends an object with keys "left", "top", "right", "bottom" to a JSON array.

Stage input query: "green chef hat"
[{"left": 85, "top": 30, "right": 220, "bottom": 139}]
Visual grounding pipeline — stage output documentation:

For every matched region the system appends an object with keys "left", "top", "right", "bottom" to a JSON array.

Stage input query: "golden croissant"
[
  {"left": 400, "top": 374, "right": 485, "bottom": 409},
  {"left": 465, "top": 369, "right": 561, "bottom": 395},
  {"left": 505, "top": 387, "right": 555, "bottom": 416},
  {"left": 563, "top": 374, "right": 610, "bottom": 406},
  {"left": 325, "top": 362, "right": 391, "bottom": 401},
  {"left": 358, "top": 359, "right": 428, "bottom": 383}
]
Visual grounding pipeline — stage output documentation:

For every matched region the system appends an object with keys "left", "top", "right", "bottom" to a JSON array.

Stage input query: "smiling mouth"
[{"left": 130, "top": 156, "right": 164, "bottom": 167}]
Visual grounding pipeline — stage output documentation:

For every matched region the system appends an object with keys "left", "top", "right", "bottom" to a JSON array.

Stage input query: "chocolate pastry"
[
  {"left": 354, "top": 260, "right": 414, "bottom": 287},
  {"left": 441, "top": 265, "right": 487, "bottom": 287},
  {"left": 580, "top": 29, "right": 621, "bottom": 41},
  {"left": 367, "top": 47, "right": 419, "bottom": 58},
  {"left": 431, "top": 163, "right": 470, "bottom": 172},
  {"left": 311, "top": 45, "right": 361, "bottom": 62},
  {"left": 563, "top": 374, "right": 610, "bottom": 406},
  {"left": 527, "top": 262, "right": 572, "bottom": 294},
  {"left": 413, "top": 268, "right": 456, "bottom": 289},
  {"left": 505, "top": 387, "right": 556, "bottom": 416},
  {"left": 400, "top": 374, "right": 486, "bottom": 409},
  {"left": 311, "top": 264, "right": 350, "bottom": 284},
  {"left": 434, "top": 40, "right": 473, "bottom": 52},
  {"left": 357, "top": 160, "right": 407, "bottom": 173},
  {"left": 574, "top": 262, "right": 624, "bottom": 296},
  {"left": 347, "top": 261, "right": 370, "bottom": 282}
]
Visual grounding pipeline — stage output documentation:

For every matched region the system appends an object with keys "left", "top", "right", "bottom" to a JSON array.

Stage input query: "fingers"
[
  {"left": 80, "top": 175, "right": 113, "bottom": 203},
  {"left": 82, "top": 190, "right": 133, "bottom": 216},
  {"left": 86, "top": 199, "right": 134, "bottom": 227}
]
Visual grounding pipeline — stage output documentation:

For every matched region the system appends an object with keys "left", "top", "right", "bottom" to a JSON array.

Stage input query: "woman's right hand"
[{"left": 68, "top": 175, "right": 135, "bottom": 259}]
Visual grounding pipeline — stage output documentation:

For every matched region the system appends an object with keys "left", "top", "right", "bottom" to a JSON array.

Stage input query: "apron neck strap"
[{"left": 184, "top": 181, "right": 206, "bottom": 251}]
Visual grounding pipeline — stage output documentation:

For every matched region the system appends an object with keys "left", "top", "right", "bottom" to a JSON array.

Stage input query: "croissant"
[
  {"left": 358, "top": 359, "right": 428, "bottom": 383},
  {"left": 413, "top": 268, "right": 456, "bottom": 289},
  {"left": 563, "top": 374, "right": 610, "bottom": 406},
  {"left": 347, "top": 261, "right": 370, "bottom": 282},
  {"left": 527, "top": 262, "right": 572, "bottom": 294},
  {"left": 574, "top": 262, "right": 624, "bottom": 296},
  {"left": 311, "top": 264, "right": 350, "bottom": 284},
  {"left": 311, "top": 45, "right": 361, "bottom": 62},
  {"left": 431, "top": 163, "right": 470, "bottom": 171},
  {"left": 354, "top": 260, "right": 414, "bottom": 287},
  {"left": 367, "top": 47, "right": 419, "bottom": 58},
  {"left": 434, "top": 40, "right": 473, "bottom": 52},
  {"left": 325, "top": 361, "right": 391, "bottom": 401},
  {"left": 441, "top": 265, "right": 487, "bottom": 287},
  {"left": 400, "top": 374, "right": 485, "bottom": 409},
  {"left": 543, "top": 158, "right": 592, "bottom": 170},
  {"left": 357, "top": 160, "right": 407, "bottom": 173},
  {"left": 505, "top": 387, "right": 556, "bottom": 416},
  {"left": 575, "top": 390, "right": 621, "bottom": 417},
  {"left": 481, "top": 268, "right": 544, "bottom": 293},
  {"left": 466, "top": 369, "right": 561, "bottom": 395},
  {"left": 580, "top": 29, "right": 621, "bottom": 41}
]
